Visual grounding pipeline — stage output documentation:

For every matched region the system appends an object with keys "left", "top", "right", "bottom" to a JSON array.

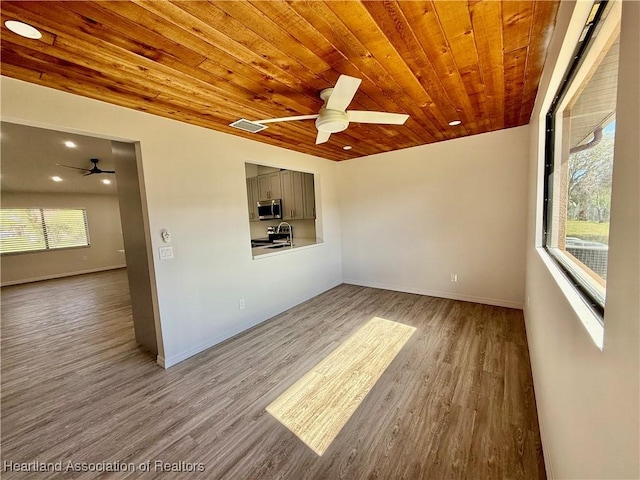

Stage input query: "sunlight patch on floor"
[{"left": 266, "top": 316, "right": 416, "bottom": 455}]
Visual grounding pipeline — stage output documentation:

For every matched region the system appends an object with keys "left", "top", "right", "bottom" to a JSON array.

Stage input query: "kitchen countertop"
[{"left": 251, "top": 238, "right": 320, "bottom": 257}]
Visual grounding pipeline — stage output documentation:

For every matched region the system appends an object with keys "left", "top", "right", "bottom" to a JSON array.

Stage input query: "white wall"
[
  {"left": 1, "top": 192, "right": 125, "bottom": 285},
  {"left": 338, "top": 126, "right": 530, "bottom": 308},
  {"left": 0, "top": 77, "right": 343, "bottom": 368},
  {"left": 524, "top": 1, "right": 639, "bottom": 478}
]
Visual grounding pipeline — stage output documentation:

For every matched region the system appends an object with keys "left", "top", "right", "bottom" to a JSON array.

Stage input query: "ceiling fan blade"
[
  {"left": 83, "top": 171, "right": 95, "bottom": 176},
  {"left": 100, "top": 170, "right": 116, "bottom": 174},
  {"left": 326, "top": 75, "right": 362, "bottom": 111},
  {"left": 256, "top": 114, "right": 319, "bottom": 124},
  {"left": 347, "top": 110, "right": 410, "bottom": 125},
  {"left": 315, "top": 131, "right": 331, "bottom": 144},
  {"left": 56, "top": 163, "right": 91, "bottom": 172}
]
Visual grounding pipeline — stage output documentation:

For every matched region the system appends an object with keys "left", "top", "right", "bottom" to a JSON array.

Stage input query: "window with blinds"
[{"left": 0, "top": 208, "right": 90, "bottom": 254}]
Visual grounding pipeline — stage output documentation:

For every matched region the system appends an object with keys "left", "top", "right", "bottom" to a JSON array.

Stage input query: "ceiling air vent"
[{"left": 229, "top": 118, "right": 268, "bottom": 133}]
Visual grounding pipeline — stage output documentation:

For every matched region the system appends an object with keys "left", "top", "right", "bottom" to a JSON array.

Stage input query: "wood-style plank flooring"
[
  {"left": 1, "top": 270, "right": 545, "bottom": 479},
  {"left": 267, "top": 317, "right": 416, "bottom": 456}
]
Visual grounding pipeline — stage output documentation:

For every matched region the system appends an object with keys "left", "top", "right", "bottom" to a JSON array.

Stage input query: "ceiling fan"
[
  {"left": 57, "top": 158, "right": 115, "bottom": 176},
  {"left": 230, "top": 74, "right": 410, "bottom": 145}
]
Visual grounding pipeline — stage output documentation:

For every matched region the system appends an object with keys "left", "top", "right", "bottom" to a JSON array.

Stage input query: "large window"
[
  {"left": 543, "top": 0, "right": 620, "bottom": 318},
  {"left": 0, "top": 208, "right": 90, "bottom": 254}
]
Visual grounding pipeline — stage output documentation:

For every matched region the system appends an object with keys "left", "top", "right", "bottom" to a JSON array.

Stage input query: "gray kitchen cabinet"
[
  {"left": 246, "top": 176, "right": 259, "bottom": 222},
  {"left": 258, "top": 172, "right": 282, "bottom": 200},
  {"left": 281, "top": 170, "right": 304, "bottom": 220},
  {"left": 302, "top": 172, "right": 316, "bottom": 219}
]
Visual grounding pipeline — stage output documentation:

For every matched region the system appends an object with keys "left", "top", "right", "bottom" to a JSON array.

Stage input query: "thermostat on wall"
[{"left": 160, "top": 229, "right": 171, "bottom": 243}]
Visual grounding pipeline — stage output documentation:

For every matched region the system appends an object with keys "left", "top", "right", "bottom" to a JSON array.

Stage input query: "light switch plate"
[{"left": 159, "top": 246, "right": 174, "bottom": 260}]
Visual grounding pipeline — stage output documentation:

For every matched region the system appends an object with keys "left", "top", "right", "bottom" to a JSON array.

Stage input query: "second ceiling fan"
[
  {"left": 231, "top": 75, "right": 410, "bottom": 145},
  {"left": 57, "top": 158, "right": 115, "bottom": 176}
]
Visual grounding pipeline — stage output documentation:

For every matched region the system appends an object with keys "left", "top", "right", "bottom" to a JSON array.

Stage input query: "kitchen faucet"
[{"left": 276, "top": 222, "right": 293, "bottom": 248}]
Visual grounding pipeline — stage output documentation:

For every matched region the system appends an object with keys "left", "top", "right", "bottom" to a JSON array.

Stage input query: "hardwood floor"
[
  {"left": 1, "top": 270, "right": 545, "bottom": 479},
  {"left": 267, "top": 317, "right": 416, "bottom": 455}
]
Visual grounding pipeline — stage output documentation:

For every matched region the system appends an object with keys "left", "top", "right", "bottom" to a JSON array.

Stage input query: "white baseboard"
[
  {"left": 158, "top": 277, "right": 522, "bottom": 369},
  {"left": 156, "top": 355, "right": 167, "bottom": 369},
  {"left": 158, "top": 278, "right": 343, "bottom": 369},
  {"left": 343, "top": 278, "right": 524, "bottom": 310},
  {"left": 522, "top": 308, "right": 552, "bottom": 479},
  {"left": 1, "top": 265, "right": 127, "bottom": 287}
]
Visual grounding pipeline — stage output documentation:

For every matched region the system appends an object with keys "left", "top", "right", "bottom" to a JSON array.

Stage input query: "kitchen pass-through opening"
[{"left": 245, "top": 162, "right": 321, "bottom": 258}]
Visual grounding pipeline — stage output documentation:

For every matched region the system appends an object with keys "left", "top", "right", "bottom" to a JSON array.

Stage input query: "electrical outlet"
[
  {"left": 450, "top": 273, "right": 458, "bottom": 282},
  {"left": 239, "top": 298, "right": 245, "bottom": 310}
]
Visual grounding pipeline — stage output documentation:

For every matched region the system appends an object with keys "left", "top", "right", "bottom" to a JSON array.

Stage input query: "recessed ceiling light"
[
  {"left": 342, "top": 145, "right": 352, "bottom": 150},
  {"left": 5, "top": 20, "right": 42, "bottom": 39},
  {"left": 101, "top": 179, "right": 111, "bottom": 185},
  {"left": 64, "top": 141, "right": 77, "bottom": 148},
  {"left": 51, "top": 176, "right": 62, "bottom": 182},
  {"left": 448, "top": 120, "right": 462, "bottom": 126}
]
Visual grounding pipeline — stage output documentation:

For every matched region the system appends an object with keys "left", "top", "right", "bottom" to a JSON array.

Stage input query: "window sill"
[
  {"left": 537, "top": 247, "right": 604, "bottom": 350},
  {"left": 0, "top": 244, "right": 91, "bottom": 256}
]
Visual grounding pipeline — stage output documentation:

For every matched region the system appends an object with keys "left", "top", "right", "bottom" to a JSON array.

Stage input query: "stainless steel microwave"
[{"left": 257, "top": 199, "right": 282, "bottom": 220}]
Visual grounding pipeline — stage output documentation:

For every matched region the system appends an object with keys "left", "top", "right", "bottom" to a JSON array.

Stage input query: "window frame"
[
  {"left": 542, "top": 0, "right": 613, "bottom": 320},
  {"left": 0, "top": 207, "right": 91, "bottom": 255}
]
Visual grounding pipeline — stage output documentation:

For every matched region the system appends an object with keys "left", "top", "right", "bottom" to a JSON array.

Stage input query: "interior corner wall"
[
  {"left": 0, "top": 76, "right": 343, "bottom": 368},
  {"left": 524, "top": 1, "right": 640, "bottom": 478},
  {"left": 337, "top": 126, "right": 530, "bottom": 309},
  {"left": 1, "top": 192, "right": 125, "bottom": 285}
]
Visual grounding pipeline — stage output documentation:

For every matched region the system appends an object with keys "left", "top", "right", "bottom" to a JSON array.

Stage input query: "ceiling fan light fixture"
[
  {"left": 315, "top": 110, "right": 349, "bottom": 133},
  {"left": 448, "top": 120, "right": 462, "bottom": 126},
  {"left": 5, "top": 20, "right": 42, "bottom": 39},
  {"left": 240, "top": 75, "right": 408, "bottom": 144}
]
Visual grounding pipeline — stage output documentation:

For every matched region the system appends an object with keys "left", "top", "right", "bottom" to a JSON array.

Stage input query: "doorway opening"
[{"left": 0, "top": 121, "right": 162, "bottom": 359}]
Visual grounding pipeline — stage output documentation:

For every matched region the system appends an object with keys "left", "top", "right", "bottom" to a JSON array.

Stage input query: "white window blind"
[{"left": 0, "top": 208, "right": 89, "bottom": 254}]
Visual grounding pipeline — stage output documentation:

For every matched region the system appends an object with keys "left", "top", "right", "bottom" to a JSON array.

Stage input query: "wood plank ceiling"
[{"left": 0, "top": 1, "right": 559, "bottom": 161}]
